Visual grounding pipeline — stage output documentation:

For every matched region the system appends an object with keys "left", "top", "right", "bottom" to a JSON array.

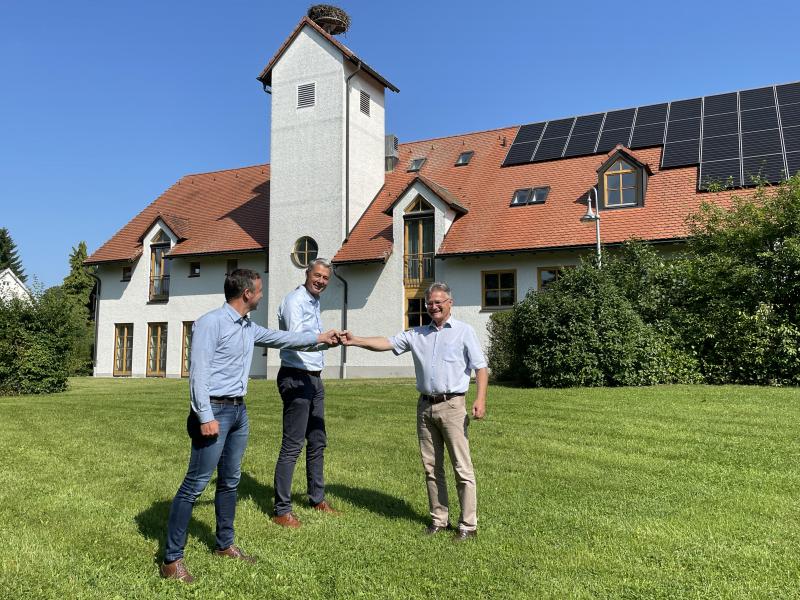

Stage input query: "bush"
[
  {"left": 0, "top": 287, "right": 87, "bottom": 395},
  {"left": 487, "top": 309, "right": 515, "bottom": 381}
]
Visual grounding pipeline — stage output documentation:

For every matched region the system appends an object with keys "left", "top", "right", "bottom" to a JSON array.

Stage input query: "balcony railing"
[
  {"left": 403, "top": 253, "right": 435, "bottom": 287},
  {"left": 149, "top": 275, "right": 170, "bottom": 301}
]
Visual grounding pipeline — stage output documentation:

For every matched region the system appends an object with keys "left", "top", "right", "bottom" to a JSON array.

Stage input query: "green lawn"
[{"left": 1, "top": 378, "right": 798, "bottom": 599}]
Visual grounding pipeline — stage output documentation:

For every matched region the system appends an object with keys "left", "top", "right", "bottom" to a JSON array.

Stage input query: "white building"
[
  {"left": 86, "top": 12, "right": 800, "bottom": 378},
  {"left": 0, "top": 268, "right": 31, "bottom": 302}
]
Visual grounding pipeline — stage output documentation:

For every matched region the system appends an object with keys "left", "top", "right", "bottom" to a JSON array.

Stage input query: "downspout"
[
  {"left": 336, "top": 61, "right": 361, "bottom": 379},
  {"left": 88, "top": 270, "right": 101, "bottom": 375}
]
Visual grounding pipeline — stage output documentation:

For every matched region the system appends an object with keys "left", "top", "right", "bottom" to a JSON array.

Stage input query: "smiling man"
[
  {"left": 271, "top": 258, "right": 341, "bottom": 527},
  {"left": 342, "top": 282, "right": 488, "bottom": 542}
]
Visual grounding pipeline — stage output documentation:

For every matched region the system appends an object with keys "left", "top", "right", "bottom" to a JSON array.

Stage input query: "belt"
[
  {"left": 281, "top": 366, "right": 322, "bottom": 377},
  {"left": 210, "top": 396, "right": 245, "bottom": 405},
  {"left": 421, "top": 392, "right": 466, "bottom": 404}
]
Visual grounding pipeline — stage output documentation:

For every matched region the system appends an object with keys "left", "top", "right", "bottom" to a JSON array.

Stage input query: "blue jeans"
[
  {"left": 273, "top": 367, "right": 327, "bottom": 516},
  {"left": 164, "top": 402, "right": 249, "bottom": 563}
]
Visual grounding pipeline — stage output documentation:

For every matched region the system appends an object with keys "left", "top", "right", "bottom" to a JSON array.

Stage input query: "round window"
[{"left": 291, "top": 236, "right": 318, "bottom": 268}]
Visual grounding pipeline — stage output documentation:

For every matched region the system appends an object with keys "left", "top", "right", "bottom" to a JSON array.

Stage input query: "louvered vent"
[
  {"left": 360, "top": 90, "right": 370, "bottom": 116},
  {"left": 297, "top": 82, "right": 315, "bottom": 108}
]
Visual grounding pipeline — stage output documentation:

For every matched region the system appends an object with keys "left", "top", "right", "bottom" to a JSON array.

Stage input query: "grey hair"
[
  {"left": 424, "top": 282, "right": 452, "bottom": 301},
  {"left": 306, "top": 257, "right": 332, "bottom": 273}
]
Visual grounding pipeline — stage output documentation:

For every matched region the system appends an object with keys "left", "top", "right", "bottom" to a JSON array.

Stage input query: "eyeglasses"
[{"left": 425, "top": 299, "right": 451, "bottom": 307}]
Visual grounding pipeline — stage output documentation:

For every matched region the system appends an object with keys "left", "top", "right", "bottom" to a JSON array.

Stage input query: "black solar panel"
[
  {"left": 501, "top": 81, "right": 798, "bottom": 187},
  {"left": 532, "top": 137, "right": 568, "bottom": 161},
  {"left": 603, "top": 108, "right": 636, "bottom": 130},
  {"left": 783, "top": 125, "right": 800, "bottom": 153},
  {"left": 703, "top": 112, "right": 739, "bottom": 138},
  {"left": 630, "top": 122, "right": 665, "bottom": 148},
  {"left": 777, "top": 82, "right": 800, "bottom": 105},
  {"left": 702, "top": 134, "right": 740, "bottom": 162},
  {"left": 740, "top": 106, "right": 779, "bottom": 133},
  {"left": 740, "top": 87, "right": 775, "bottom": 110},
  {"left": 635, "top": 103, "right": 668, "bottom": 125},
  {"left": 662, "top": 139, "right": 699, "bottom": 168},
  {"left": 700, "top": 159, "right": 741, "bottom": 189},
  {"left": 787, "top": 151, "right": 800, "bottom": 177},
  {"left": 669, "top": 98, "right": 702, "bottom": 120},
  {"left": 666, "top": 117, "right": 701, "bottom": 143},
  {"left": 564, "top": 132, "right": 600, "bottom": 157},
  {"left": 742, "top": 129, "right": 782, "bottom": 157},
  {"left": 779, "top": 102, "right": 800, "bottom": 128},
  {"left": 743, "top": 154, "right": 785, "bottom": 183},
  {"left": 704, "top": 92, "right": 738, "bottom": 116}
]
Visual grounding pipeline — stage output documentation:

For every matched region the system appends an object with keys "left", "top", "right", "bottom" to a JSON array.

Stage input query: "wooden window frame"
[
  {"left": 481, "top": 270, "right": 517, "bottom": 310},
  {"left": 181, "top": 321, "right": 193, "bottom": 378},
  {"left": 113, "top": 323, "right": 133, "bottom": 377},
  {"left": 598, "top": 156, "right": 646, "bottom": 210},
  {"left": 121, "top": 266, "right": 132, "bottom": 282},
  {"left": 538, "top": 266, "right": 568, "bottom": 290},
  {"left": 405, "top": 293, "right": 432, "bottom": 330},
  {"left": 149, "top": 232, "right": 171, "bottom": 302},
  {"left": 291, "top": 237, "right": 318, "bottom": 269},
  {"left": 403, "top": 198, "right": 435, "bottom": 288},
  {"left": 146, "top": 322, "right": 168, "bottom": 378},
  {"left": 189, "top": 262, "right": 200, "bottom": 278}
]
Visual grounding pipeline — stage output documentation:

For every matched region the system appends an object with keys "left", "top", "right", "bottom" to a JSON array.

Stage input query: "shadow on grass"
[
  {"left": 238, "top": 472, "right": 275, "bottom": 515},
  {"left": 326, "top": 483, "right": 426, "bottom": 524},
  {"left": 134, "top": 499, "right": 215, "bottom": 563}
]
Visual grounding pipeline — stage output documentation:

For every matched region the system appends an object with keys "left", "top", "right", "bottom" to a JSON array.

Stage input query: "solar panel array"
[{"left": 502, "top": 82, "right": 800, "bottom": 189}]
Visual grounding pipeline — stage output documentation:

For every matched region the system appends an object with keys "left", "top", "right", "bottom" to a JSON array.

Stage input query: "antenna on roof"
[{"left": 308, "top": 4, "right": 351, "bottom": 35}]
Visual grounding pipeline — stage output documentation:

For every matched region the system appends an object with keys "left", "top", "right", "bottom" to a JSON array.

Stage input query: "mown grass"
[{"left": 1, "top": 378, "right": 798, "bottom": 599}]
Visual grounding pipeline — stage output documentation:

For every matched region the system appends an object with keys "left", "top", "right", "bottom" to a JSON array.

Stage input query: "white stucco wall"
[
  {"left": 0, "top": 268, "right": 30, "bottom": 302},
  {"left": 93, "top": 224, "right": 269, "bottom": 378}
]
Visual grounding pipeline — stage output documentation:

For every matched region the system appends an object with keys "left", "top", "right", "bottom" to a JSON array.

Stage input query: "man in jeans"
[
  {"left": 342, "top": 281, "right": 488, "bottom": 541},
  {"left": 160, "top": 269, "right": 339, "bottom": 582},
  {"left": 272, "top": 258, "right": 340, "bottom": 527}
]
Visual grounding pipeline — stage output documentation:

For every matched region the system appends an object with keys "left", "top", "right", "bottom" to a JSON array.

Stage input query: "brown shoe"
[
  {"left": 453, "top": 528, "right": 477, "bottom": 542},
  {"left": 312, "top": 500, "right": 341, "bottom": 515},
  {"left": 272, "top": 512, "right": 302, "bottom": 528},
  {"left": 159, "top": 558, "right": 195, "bottom": 583},
  {"left": 424, "top": 523, "right": 453, "bottom": 535},
  {"left": 213, "top": 545, "right": 257, "bottom": 563}
]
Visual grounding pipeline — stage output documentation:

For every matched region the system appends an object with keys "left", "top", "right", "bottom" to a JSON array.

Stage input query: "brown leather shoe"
[
  {"left": 272, "top": 512, "right": 302, "bottom": 528},
  {"left": 159, "top": 558, "right": 195, "bottom": 583},
  {"left": 453, "top": 528, "right": 477, "bottom": 542},
  {"left": 424, "top": 523, "right": 453, "bottom": 535},
  {"left": 213, "top": 545, "right": 257, "bottom": 563},
  {"left": 311, "top": 500, "right": 341, "bottom": 515}
]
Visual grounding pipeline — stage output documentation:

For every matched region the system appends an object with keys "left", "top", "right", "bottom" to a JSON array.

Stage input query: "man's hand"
[
  {"left": 317, "top": 329, "right": 340, "bottom": 346},
  {"left": 200, "top": 419, "right": 220, "bottom": 437},
  {"left": 339, "top": 330, "right": 354, "bottom": 345},
  {"left": 471, "top": 399, "right": 486, "bottom": 420}
]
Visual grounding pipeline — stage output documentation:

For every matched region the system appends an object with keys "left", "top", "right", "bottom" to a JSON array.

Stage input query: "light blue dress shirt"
[
  {"left": 278, "top": 285, "right": 325, "bottom": 371},
  {"left": 389, "top": 317, "right": 488, "bottom": 395},
  {"left": 190, "top": 303, "right": 318, "bottom": 423}
]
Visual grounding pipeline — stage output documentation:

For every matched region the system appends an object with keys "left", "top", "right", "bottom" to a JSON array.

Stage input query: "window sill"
[
  {"left": 480, "top": 305, "right": 514, "bottom": 313},
  {"left": 147, "top": 299, "right": 169, "bottom": 304}
]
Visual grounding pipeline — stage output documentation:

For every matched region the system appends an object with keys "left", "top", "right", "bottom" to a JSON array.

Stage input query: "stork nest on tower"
[{"left": 307, "top": 4, "right": 351, "bottom": 35}]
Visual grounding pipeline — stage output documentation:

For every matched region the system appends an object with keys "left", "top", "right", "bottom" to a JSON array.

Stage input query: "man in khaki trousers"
[{"left": 342, "top": 282, "right": 488, "bottom": 541}]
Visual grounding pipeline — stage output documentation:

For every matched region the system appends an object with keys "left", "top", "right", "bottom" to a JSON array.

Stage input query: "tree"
[
  {"left": 60, "top": 241, "right": 97, "bottom": 376},
  {"left": 0, "top": 228, "right": 26, "bottom": 283},
  {"left": 62, "top": 241, "right": 95, "bottom": 305}
]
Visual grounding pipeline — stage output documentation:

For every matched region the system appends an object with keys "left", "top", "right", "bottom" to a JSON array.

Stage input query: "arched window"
[{"left": 292, "top": 236, "right": 318, "bottom": 268}]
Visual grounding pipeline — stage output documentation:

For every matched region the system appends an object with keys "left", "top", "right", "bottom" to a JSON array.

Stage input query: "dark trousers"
[{"left": 273, "top": 367, "right": 327, "bottom": 516}]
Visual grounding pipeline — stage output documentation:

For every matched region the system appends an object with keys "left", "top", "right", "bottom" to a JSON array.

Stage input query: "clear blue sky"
[{"left": 2, "top": 0, "right": 799, "bottom": 288}]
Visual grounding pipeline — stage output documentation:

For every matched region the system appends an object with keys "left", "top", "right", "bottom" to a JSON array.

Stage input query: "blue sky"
[{"left": 2, "top": 0, "right": 799, "bottom": 287}]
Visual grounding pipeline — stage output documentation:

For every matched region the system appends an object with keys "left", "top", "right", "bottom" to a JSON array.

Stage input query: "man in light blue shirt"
[
  {"left": 343, "top": 282, "right": 488, "bottom": 542},
  {"left": 161, "top": 269, "right": 339, "bottom": 582},
  {"left": 272, "top": 258, "right": 340, "bottom": 527}
]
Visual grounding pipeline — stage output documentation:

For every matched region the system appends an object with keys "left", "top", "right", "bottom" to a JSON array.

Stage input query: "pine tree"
[
  {"left": 62, "top": 241, "right": 95, "bottom": 301},
  {"left": 61, "top": 241, "right": 97, "bottom": 375},
  {"left": 0, "top": 228, "right": 26, "bottom": 283}
]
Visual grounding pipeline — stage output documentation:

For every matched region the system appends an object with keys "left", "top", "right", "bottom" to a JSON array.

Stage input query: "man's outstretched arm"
[{"left": 341, "top": 331, "right": 394, "bottom": 352}]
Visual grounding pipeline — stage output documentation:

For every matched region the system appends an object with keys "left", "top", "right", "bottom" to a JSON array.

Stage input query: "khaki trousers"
[{"left": 416, "top": 395, "right": 477, "bottom": 531}]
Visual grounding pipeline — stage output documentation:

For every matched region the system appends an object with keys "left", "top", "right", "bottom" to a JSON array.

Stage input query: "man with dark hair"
[
  {"left": 342, "top": 281, "right": 488, "bottom": 542},
  {"left": 160, "top": 269, "right": 340, "bottom": 582},
  {"left": 271, "top": 258, "right": 340, "bottom": 527}
]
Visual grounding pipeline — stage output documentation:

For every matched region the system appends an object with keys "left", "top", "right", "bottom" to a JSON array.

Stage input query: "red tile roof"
[
  {"left": 257, "top": 16, "right": 399, "bottom": 93},
  {"left": 85, "top": 165, "right": 270, "bottom": 265},
  {"left": 332, "top": 128, "right": 740, "bottom": 263}
]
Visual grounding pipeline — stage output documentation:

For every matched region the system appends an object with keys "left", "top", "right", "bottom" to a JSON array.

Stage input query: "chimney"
[{"left": 385, "top": 134, "right": 399, "bottom": 172}]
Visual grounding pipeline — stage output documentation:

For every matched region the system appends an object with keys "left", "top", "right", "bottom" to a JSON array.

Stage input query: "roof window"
[
  {"left": 455, "top": 151, "right": 474, "bottom": 166},
  {"left": 408, "top": 158, "right": 426, "bottom": 172},
  {"left": 510, "top": 187, "right": 549, "bottom": 206}
]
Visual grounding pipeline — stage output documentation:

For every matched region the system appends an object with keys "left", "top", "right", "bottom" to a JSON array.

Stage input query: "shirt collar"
[
  {"left": 223, "top": 302, "right": 249, "bottom": 324},
  {"left": 427, "top": 317, "right": 453, "bottom": 331},
  {"left": 298, "top": 284, "right": 319, "bottom": 304}
]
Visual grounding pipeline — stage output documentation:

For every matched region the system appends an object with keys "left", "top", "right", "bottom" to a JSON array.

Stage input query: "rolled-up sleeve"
[
  {"left": 252, "top": 323, "right": 318, "bottom": 349},
  {"left": 189, "top": 316, "right": 218, "bottom": 423}
]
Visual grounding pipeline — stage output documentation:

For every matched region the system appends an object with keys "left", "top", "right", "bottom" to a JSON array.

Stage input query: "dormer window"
[
  {"left": 510, "top": 187, "right": 549, "bottom": 206},
  {"left": 408, "top": 158, "right": 426, "bottom": 172},
  {"left": 597, "top": 153, "right": 647, "bottom": 209},
  {"left": 455, "top": 151, "right": 474, "bottom": 166}
]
